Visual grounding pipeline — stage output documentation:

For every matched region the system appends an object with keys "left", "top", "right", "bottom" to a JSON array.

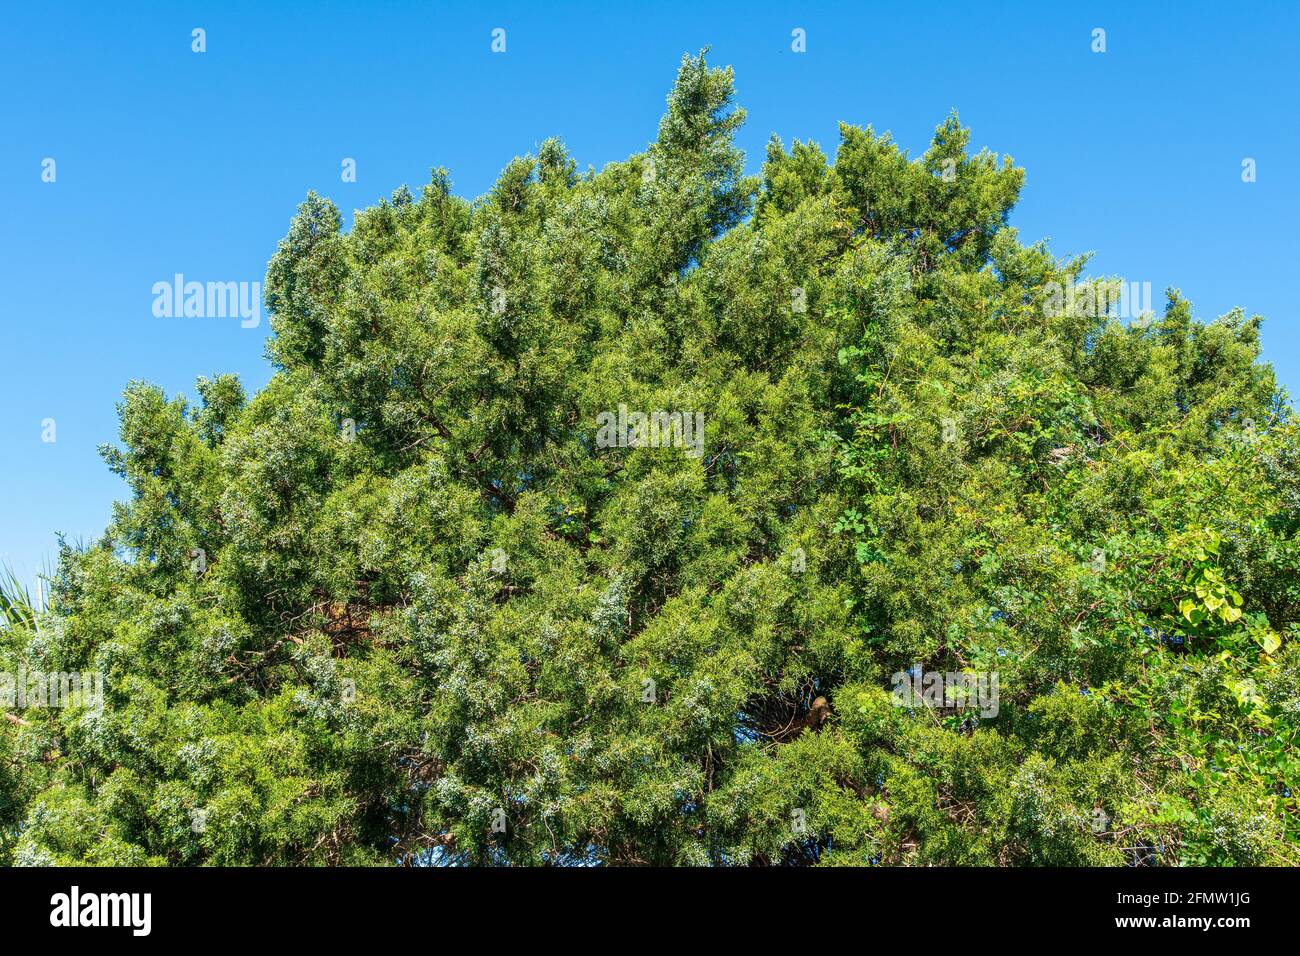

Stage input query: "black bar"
[{"left": 0, "top": 866, "right": 1289, "bottom": 941}]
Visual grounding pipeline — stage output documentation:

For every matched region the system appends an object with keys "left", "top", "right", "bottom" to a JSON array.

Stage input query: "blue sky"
[{"left": 2, "top": 0, "right": 1298, "bottom": 591}]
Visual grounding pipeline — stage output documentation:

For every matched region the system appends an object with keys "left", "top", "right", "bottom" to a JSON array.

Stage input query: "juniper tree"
[{"left": 3, "top": 51, "right": 1296, "bottom": 866}]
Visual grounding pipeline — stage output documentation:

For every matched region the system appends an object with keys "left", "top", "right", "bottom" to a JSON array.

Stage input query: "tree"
[{"left": 3, "top": 51, "right": 1296, "bottom": 866}]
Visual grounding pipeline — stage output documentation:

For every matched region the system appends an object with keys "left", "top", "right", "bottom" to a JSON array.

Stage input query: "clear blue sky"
[{"left": 2, "top": 0, "right": 1297, "bottom": 591}]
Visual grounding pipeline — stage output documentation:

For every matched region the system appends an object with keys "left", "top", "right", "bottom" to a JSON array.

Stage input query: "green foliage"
[
  {"left": 0, "top": 565, "right": 38, "bottom": 632},
  {"left": 3, "top": 52, "right": 1296, "bottom": 866}
]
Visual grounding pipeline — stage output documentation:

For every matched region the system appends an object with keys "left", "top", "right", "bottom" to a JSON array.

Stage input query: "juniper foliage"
[{"left": 3, "top": 52, "right": 1296, "bottom": 866}]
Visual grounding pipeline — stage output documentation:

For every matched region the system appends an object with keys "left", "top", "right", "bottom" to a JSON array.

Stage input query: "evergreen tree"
[{"left": 3, "top": 52, "right": 1295, "bottom": 866}]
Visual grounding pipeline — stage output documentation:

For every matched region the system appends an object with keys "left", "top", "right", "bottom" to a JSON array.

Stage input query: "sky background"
[{"left": 2, "top": 0, "right": 1298, "bottom": 592}]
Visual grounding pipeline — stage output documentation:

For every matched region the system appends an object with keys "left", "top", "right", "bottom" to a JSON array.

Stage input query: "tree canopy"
[{"left": 3, "top": 52, "right": 1297, "bottom": 866}]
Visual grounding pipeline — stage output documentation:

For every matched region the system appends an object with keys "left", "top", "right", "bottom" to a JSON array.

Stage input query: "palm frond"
[{"left": 0, "top": 565, "right": 38, "bottom": 630}]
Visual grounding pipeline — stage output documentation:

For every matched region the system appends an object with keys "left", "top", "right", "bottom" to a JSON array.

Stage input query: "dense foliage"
[{"left": 4, "top": 53, "right": 1297, "bottom": 866}]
